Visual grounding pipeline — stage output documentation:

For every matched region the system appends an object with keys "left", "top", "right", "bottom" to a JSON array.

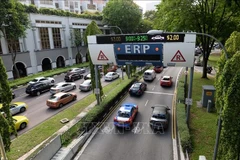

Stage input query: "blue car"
[{"left": 114, "top": 103, "right": 138, "bottom": 128}]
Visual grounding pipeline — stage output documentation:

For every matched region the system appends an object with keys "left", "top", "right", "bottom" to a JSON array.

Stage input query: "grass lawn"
[
  {"left": 7, "top": 78, "right": 129, "bottom": 160},
  {"left": 189, "top": 72, "right": 218, "bottom": 160},
  {"left": 208, "top": 53, "right": 221, "bottom": 67}
]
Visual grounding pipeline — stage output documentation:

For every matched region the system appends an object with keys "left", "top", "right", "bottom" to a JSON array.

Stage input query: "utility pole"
[
  {"left": 94, "top": 65, "right": 100, "bottom": 105},
  {"left": 186, "top": 67, "right": 194, "bottom": 126}
]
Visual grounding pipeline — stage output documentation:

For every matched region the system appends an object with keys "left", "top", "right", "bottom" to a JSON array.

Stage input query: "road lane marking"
[
  {"left": 145, "top": 91, "right": 174, "bottom": 96},
  {"left": 145, "top": 100, "right": 149, "bottom": 106},
  {"left": 152, "top": 86, "right": 155, "bottom": 90},
  {"left": 132, "top": 122, "right": 140, "bottom": 134}
]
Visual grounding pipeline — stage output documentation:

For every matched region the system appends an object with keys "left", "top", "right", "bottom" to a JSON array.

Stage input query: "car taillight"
[{"left": 114, "top": 117, "right": 118, "bottom": 122}]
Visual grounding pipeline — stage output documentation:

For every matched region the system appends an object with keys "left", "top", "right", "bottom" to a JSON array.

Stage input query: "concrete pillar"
[{"left": 48, "top": 28, "right": 54, "bottom": 49}]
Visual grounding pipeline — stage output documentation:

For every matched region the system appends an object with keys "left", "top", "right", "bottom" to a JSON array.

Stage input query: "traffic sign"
[
  {"left": 114, "top": 43, "right": 163, "bottom": 66},
  {"left": 97, "top": 50, "right": 109, "bottom": 61},
  {"left": 96, "top": 33, "right": 185, "bottom": 44},
  {"left": 163, "top": 43, "right": 195, "bottom": 67}
]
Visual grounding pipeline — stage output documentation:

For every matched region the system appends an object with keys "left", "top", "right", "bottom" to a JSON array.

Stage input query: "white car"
[
  {"left": 28, "top": 77, "right": 55, "bottom": 85},
  {"left": 79, "top": 80, "right": 92, "bottom": 91},
  {"left": 104, "top": 72, "right": 119, "bottom": 81},
  {"left": 151, "top": 35, "right": 165, "bottom": 40},
  {"left": 50, "top": 82, "right": 76, "bottom": 95}
]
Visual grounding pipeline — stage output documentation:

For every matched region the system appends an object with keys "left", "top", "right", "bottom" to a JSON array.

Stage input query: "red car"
[
  {"left": 160, "top": 76, "right": 173, "bottom": 87},
  {"left": 154, "top": 66, "right": 163, "bottom": 73}
]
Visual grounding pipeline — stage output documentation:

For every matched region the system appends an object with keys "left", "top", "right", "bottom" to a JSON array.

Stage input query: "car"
[
  {"left": 114, "top": 103, "right": 138, "bottom": 128},
  {"left": 28, "top": 77, "right": 55, "bottom": 85},
  {"left": 84, "top": 74, "right": 91, "bottom": 80},
  {"left": 46, "top": 92, "right": 77, "bottom": 109},
  {"left": 0, "top": 102, "right": 28, "bottom": 115},
  {"left": 194, "top": 59, "right": 203, "bottom": 66},
  {"left": 107, "top": 65, "right": 118, "bottom": 72},
  {"left": 160, "top": 76, "right": 173, "bottom": 87},
  {"left": 79, "top": 80, "right": 92, "bottom": 91},
  {"left": 50, "top": 82, "right": 76, "bottom": 95},
  {"left": 104, "top": 72, "right": 119, "bottom": 81},
  {"left": 149, "top": 104, "right": 170, "bottom": 130},
  {"left": 67, "top": 68, "right": 86, "bottom": 75},
  {"left": 151, "top": 35, "right": 165, "bottom": 40},
  {"left": 64, "top": 72, "right": 83, "bottom": 82},
  {"left": 154, "top": 66, "right": 163, "bottom": 73},
  {"left": 143, "top": 69, "right": 156, "bottom": 81},
  {"left": 207, "top": 65, "right": 213, "bottom": 74},
  {"left": 12, "top": 115, "right": 29, "bottom": 131},
  {"left": 129, "top": 82, "right": 147, "bottom": 96},
  {"left": 26, "top": 82, "right": 52, "bottom": 96}
]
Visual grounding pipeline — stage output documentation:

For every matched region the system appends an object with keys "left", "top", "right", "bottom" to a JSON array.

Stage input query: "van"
[{"left": 143, "top": 70, "right": 156, "bottom": 81}]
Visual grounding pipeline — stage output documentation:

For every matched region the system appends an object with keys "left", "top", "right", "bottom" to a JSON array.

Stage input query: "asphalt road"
[
  {"left": 12, "top": 68, "right": 125, "bottom": 136},
  {"left": 76, "top": 67, "right": 182, "bottom": 160}
]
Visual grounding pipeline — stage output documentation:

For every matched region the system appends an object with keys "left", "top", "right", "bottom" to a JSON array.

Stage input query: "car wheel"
[
  {"left": 20, "top": 107, "right": 26, "bottom": 113},
  {"left": 59, "top": 103, "right": 63, "bottom": 108},
  {"left": 73, "top": 85, "right": 76, "bottom": 90},
  {"left": 72, "top": 96, "right": 77, "bottom": 101},
  {"left": 51, "top": 80, "right": 55, "bottom": 83},
  {"left": 20, "top": 122, "right": 27, "bottom": 130},
  {"left": 36, "top": 91, "right": 41, "bottom": 96}
]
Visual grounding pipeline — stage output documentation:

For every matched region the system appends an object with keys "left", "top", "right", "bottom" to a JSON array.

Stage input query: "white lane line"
[
  {"left": 145, "top": 100, "right": 149, "bottom": 106},
  {"left": 152, "top": 86, "right": 155, "bottom": 90},
  {"left": 145, "top": 91, "right": 174, "bottom": 96},
  {"left": 133, "top": 122, "right": 140, "bottom": 134}
]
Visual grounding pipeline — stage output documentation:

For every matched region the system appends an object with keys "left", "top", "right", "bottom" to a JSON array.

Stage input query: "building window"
[
  {"left": 52, "top": 28, "right": 62, "bottom": 48},
  {"left": 0, "top": 43, "right": 2, "bottom": 54},
  {"left": 39, "top": 27, "right": 50, "bottom": 49},
  {"left": 75, "top": 2, "right": 78, "bottom": 8},
  {"left": 6, "top": 33, "right": 20, "bottom": 53},
  {"left": 40, "top": 0, "right": 53, "bottom": 5},
  {"left": 64, "top": 0, "right": 68, "bottom": 7}
]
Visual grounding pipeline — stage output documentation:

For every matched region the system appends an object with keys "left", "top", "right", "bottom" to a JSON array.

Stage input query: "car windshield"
[
  {"left": 32, "top": 79, "right": 38, "bottom": 82},
  {"left": 82, "top": 81, "right": 90, "bottom": 85},
  {"left": 49, "top": 95, "right": 59, "bottom": 102},
  {"left": 118, "top": 111, "right": 130, "bottom": 118},
  {"left": 163, "top": 77, "right": 170, "bottom": 80},
  {"left": 132, "top": 83, "right": 140, "bottom": 89},
  {"left": 152, "top": 114, "right": 166, "bottom": 119},
  {"left": 106, "top": 73, "right": 112, "bottom": 76}
]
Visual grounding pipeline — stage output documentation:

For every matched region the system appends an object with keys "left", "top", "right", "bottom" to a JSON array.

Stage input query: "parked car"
[
  {"left": 64, "top": 73, "right": 83, "bottom": 82},
  {"left": 0, "top": 102, "right": 28, "bottom": 115},
  {"left": 154, "top": 66, "right": 163, "bottom": 73},
  {"left": 143, "top": 70, "right": 156, "bottom": 81},
  {"left": 50, "top": 82, "right": 76, "bottom": 95},
  {"left": 107, "top": 65, "right": 118, "bottom": 72},
  {"left": 26, "top": 82, "right": 52, "bottom": 96},
  {"left": 12, "top": 115, "right": 29, "bottom": 132},
  {"left": 79, "top": 80, "right": 92, "bottom": 92},
  {"left": 149, "top": 104, "right": 170, "bottom": 130},
  {"left": 104, "top": 72, "right": 119, "bottom": 81},
  {"left": 129, "top": 82, "right": 147, "bottom": 96},
  {"left": 160, "top": 76, "right": 173, "bottom": 87},
  {"left": 46, "top": 92, "right": 77, "bottom": 109},
  {"left": 207, "top": 65, "right": 213, "bottom": 74},
  {"left": 114, "top": 103, "right": 138, "bottom": 128},
  {"left": 84, "top": 74, "right": 91, "bottom": 80},
  {"left": 67, "top": 68, "right": 86, "bottom": 75},
  {"left": 28, "top": 77, "right": 55, "bottom": 85},
  {"left": 194, "top": 59, "right": 203, "bottom": 66}
]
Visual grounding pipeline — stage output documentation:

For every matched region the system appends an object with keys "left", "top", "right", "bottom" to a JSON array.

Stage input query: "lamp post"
[{"left": 103, "top": 25, "right": 125, "bottom": 80}]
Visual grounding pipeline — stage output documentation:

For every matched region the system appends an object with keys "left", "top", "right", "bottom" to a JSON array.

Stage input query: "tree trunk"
[{"left": 10, "top": 43, "right": 20, "bottom": 79}]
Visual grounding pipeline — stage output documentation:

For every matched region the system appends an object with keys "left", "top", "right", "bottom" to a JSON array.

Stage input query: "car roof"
[
  {"left": 119, "top": 103, "right": 136, "bottom": 111},
  {"left": 53, "top": 92, "right": 67, "bottom": 97},
  {"left": 152, "top": 105, "right": 169, "bottom": 114},
  {"left": 162, "top": 76, "right": 171, "bottom": 79},
  {"left": 145, "top": 69, "right": 154, "bottom": 72},
  {"left": 34, "top": 77, "right": 45, "bottom": 79},
  {"left": 132, "top": 82, "right": 142, "bottom": 86},
  {"left": 83, "top": 79, "right": 91, "bottom": 83},
  {"left": 56, "top": 82, "right": 67, "bottom": 86}
]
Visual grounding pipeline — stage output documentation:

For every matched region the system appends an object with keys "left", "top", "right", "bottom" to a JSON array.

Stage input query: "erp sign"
[{"left": 114, "top": 44, "right": 163, "bottom": 66}]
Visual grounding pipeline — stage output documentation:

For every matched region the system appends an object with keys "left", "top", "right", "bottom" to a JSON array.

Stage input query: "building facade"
[
  {"left": 19, "top": 0, "right": 108, "bottom": 14},
  {"left": 0, "top": 13, "right": 107, "bottom": 79}
]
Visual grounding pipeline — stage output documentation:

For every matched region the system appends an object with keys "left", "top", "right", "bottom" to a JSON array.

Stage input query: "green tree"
[
  {"left": 135, "top": 19, "right": 153, "bottom": 33},
  {"left": 102, "top": 0, "right": 142, "bottom": 33},
  {"left": 217, "top": 53, "right": 240, "bottom": 159},
  {"left": 73, "top": 29, "right": 84, "bottom": 64},
  {"left": 154, "top": 0, "right": 240, "bottom": 78},
  {"left": 0, "top": 57, "right": 15, "bottom": 152},
  {"left": 0, "top": 1, "right": 29, "bottom": 79},
  {"left": 84, "top": 21, "right": 104, "bottom": 101},
  {"left": 144, "top": 10, "right": 156, "bottom": 21}
]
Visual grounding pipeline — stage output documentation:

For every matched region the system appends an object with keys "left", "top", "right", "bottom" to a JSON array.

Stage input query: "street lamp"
[
  {"left": 103, "top": 25, "right": 123, "bottom": 34},
  {"left": 104, "top": 25, "right": 125, "bottom": 80}
]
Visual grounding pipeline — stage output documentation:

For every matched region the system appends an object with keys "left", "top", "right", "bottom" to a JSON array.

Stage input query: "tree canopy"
[
  {"left": 143, "top": 10, "right": 156, "bottom": 21},
  {"left": 154, "top": 0, "right": 240, "bottom": 78},
  {"left": 102, "top": 0, "right": 142, "bottom": 33}
]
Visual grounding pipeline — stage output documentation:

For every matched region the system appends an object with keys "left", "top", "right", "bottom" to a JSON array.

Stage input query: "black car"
[
  {"left": 64, "top": 73, "right": 83, "bottom": 82},
  {"left": 129, "top": 82, "right": 147, "bottom": 96},
  {"left": 26, "top": 82, "right": 52, "bottom": 96},
  {"left": 149, "top": 104, "right": 170, "bottom": 130}
]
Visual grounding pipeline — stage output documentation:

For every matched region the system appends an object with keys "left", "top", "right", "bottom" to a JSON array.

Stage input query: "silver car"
[
  {"left": 50, "top": 82, "right": 76, "bottom": 95},
  {"left": 104, "top": 72, "right": 119, "bottom": 81},
  {"left": 79, "top": 80, "right": 92, "bottom": 91},
  {"left": 0, "top": 102, "right": 28, "bottom": 115}
]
